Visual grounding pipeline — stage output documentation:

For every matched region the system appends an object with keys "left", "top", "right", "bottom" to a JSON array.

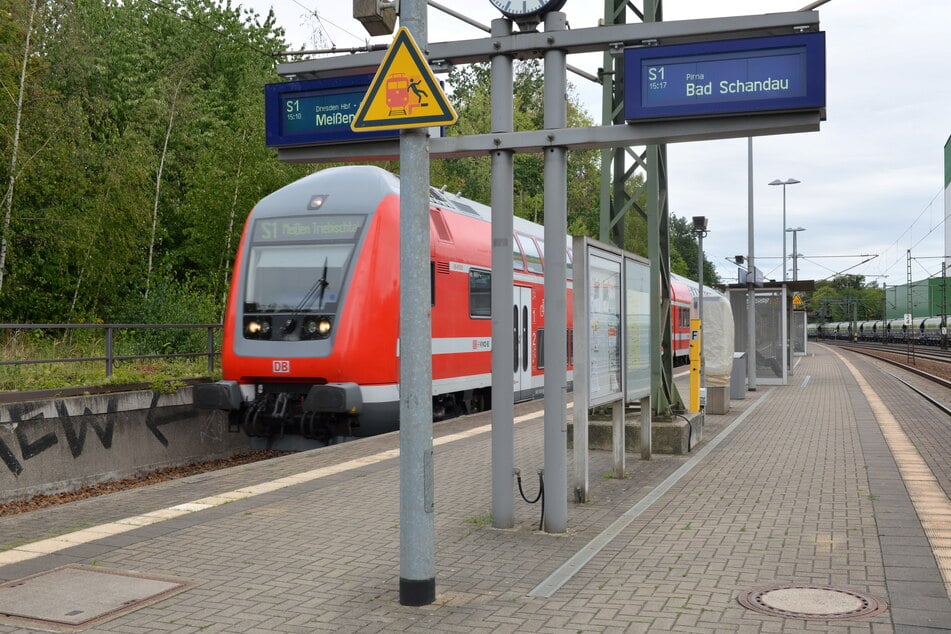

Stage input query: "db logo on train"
[{"left": 272, "top": 360, "right": 291, "bottom": 373}]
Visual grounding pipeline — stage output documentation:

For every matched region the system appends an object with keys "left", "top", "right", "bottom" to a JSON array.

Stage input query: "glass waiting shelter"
[{"left": 728, "top": 281, "right": 815, "bottom": 386}]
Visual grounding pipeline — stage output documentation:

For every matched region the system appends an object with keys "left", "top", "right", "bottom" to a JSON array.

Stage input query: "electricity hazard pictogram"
[
  {"left": 792, "top": 294, "right": 803, "bottom": 307},
  {"left": 351, "top": 27, "right": 457, "bottom": 132}
]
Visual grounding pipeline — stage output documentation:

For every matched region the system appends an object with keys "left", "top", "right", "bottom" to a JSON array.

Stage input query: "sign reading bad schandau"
[{"left": 624, "top": 33, "right": 825, "bottom": 121}]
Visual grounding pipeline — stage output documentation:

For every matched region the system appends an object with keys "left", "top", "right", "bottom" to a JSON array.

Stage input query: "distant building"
[{"left": 945, "top": 134, "right": 950, "bottom": 269}]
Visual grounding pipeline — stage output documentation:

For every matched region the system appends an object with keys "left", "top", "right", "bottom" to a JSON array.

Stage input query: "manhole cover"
[
  {"left": 738, "top": 584, "right": 887, "bottom": 620},
  {"left": 0, "top": 565, "right": 195, "bottom": 631}
]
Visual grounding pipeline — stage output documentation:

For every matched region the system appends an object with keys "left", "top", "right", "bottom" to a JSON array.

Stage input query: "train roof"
[
  {"left": 670, "top": 271, "right": 725, "bottom": 299},
  {"left": 428, "top": 179, "right": 544, "bottom": 241},
  {"left": 258, "top": 165, "right": 551, "bottom": 243},
  {"left": 254, "top": 165, "right": 401, "bottom": 217}
]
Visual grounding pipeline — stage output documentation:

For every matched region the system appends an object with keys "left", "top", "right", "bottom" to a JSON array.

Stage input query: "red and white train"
[
  {"left": 195, "top": 165, "right": 701, "bottom": 447},
  {"left": 195, "top": 166, "right": 574, "bottom": 446}
]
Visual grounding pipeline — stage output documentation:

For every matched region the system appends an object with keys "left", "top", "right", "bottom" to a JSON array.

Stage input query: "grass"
[
  {"left": 0, "top": 328, "right": 219, "bottom": 391},
  {"left": 464, "top": 512, "right": 493, "bottom": 529}
]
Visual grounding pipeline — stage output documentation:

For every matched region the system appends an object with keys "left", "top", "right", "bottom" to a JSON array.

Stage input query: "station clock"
[{"left": 489, "top": 0, "right": 568, "bottom": 22}]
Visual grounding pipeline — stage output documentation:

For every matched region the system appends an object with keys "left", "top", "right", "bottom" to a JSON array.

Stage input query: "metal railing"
[{"left": 0, "top": 323, "right": 222, "bottom": 378}]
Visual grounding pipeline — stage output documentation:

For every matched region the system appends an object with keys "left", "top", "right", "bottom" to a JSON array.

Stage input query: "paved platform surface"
[{"left": 0, "top": 344, "right": 949, "bottom": 632}]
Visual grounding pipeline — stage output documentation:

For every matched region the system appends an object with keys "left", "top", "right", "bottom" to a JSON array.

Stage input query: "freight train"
[
  {"left": 195, "top": 165, "right": 710, "bottom": 448},
  {"left": 811, "top": 317, "right": 948, "bottom": 345}
]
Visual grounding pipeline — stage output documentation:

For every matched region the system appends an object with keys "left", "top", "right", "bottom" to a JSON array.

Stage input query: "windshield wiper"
[
  {"left": 291, "top": 257, "right": 329, "bottom": 315},
  {"left": 315, "top": 258, "right": 329, "bottom": 309}
]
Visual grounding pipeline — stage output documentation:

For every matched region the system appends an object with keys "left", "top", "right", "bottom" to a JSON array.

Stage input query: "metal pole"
[
  {"left": 207, "top": 326, "right": 215, "bottom": 373},
  {"left": 106, "top": 326, "right": 114, "bottom": 378},
  {"left": 943, "top": 262, "right": 948, "bottom": 349},
  {"left": 490, "top": 17, "right": 515, "bottom": 530},
  {"left": 697, "top": 231, "right": 705, "bottom": 397},
  {"left": 782, "top": 184, "right": 787, "bottom": 283},
  {"left": 542, "top": 10, "right": 568, "bottom": 534},
  {"left": 747, "top": 138, "right": 757, "bottom": 391},
  {"left": 882, "top": 282, "right": 887, "bottom": 343},
  {"left": 792, "top": 229, "right": 799, "bottom": 281},
  {"left": 398, "top": 0, "right": 435, "bottom": 607}
]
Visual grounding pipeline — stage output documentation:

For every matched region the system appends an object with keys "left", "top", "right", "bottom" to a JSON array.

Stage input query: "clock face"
[{"left": 489, "top": 0, "right": 568, "bottom": 19}]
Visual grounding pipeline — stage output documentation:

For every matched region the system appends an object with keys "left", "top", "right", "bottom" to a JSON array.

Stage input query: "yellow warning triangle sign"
[
  {"left": 792, "top": 294, "right": 803, "bottom": 306},
  {"left": 351, "top": 27, "right": 457, "bottom": 132}
]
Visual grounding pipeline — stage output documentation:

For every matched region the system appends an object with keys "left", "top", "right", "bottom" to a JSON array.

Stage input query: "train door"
[{"left": 514, "top": 286, "right": 532, "bottom": 401}]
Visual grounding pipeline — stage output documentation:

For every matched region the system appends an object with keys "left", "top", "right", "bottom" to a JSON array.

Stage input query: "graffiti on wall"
[{"left": 0, "top": 393, "right": 190, "bottom": 476}]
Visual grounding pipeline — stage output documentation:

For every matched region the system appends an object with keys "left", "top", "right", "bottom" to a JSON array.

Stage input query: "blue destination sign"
[
  {"left": 264, "top": 75, "right": 398, "bottom": 147},
  {"left": 624, "top": 33, "right": 825, "bottom": 121}
]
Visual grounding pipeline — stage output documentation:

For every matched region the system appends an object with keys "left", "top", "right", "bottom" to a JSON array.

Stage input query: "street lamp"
[
  {"left": 785, "top": 227, "right": 806, "bottom": 281},
  {"left": 769, "top": 178, "right": 800, "bottom": 282}
]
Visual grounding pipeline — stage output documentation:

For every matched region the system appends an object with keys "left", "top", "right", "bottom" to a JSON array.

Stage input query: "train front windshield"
[{"left": 244, "top": 214, "right": 364, "bottom": 314}]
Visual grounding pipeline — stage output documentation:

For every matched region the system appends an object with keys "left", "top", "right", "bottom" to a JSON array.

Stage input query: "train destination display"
[
  {"left": 624, "top": 33, "right": 825, "bottom": 121},
  {"left": 265, "top": 75, "right": 398, "bottom": 147},
  {"left": 252, "top": 215, "right": 364, "bottom": 243}
]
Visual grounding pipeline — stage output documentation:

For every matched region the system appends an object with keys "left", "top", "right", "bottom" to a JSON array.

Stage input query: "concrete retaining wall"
[{"left": 0, "top": 387, "right": 249, "bottom": 502}]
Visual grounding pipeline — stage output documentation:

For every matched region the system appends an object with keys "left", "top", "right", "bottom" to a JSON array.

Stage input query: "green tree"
[
  {"left": 669, "top": 214, "right": 720, "bottom": 286},
  {"left": 0, "top": 0, "right": 312, "bottom": 323},
  {"left": 809, "top": 276, "right": 883, "bottom": 322},
  {"left": 437, "top": 61, "right": 601, "bottom": 232}
]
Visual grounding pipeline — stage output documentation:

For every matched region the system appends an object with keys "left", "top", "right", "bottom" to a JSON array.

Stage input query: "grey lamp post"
[
  {"left": 769, "top": 178, "right": 800, "bottom": 282},
  {"left": 786, "top": 227, "right": 806, "bottom": 281}
]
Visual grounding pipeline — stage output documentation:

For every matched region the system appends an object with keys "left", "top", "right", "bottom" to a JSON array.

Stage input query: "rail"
[{"left": 0, "top": 323, "right": 222, "bottom": 378}]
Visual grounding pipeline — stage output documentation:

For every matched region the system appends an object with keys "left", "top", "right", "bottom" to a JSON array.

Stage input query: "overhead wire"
[
  {"left": 289, "top": 0, "right": 366, "bottom": 47},
  {"left": 873, "top": 187, "right": 945, "bottom": 280}
]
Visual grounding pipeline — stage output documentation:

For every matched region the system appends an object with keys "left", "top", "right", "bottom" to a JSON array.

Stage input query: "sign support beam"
[
  {"left": 278, "top": 12, "right": 819, "bottom": 80},
  {"left": 277, "top": 111, "right": 820, "bottom": 163}
]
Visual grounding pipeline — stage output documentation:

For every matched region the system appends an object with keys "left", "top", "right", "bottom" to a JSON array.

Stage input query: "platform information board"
[
  {"left": 264, "top": 75, "right": 398, "bottom": 147},
  {"left": 624, "top": 256, "right": 651, "bottom": 401},
  {"left": 587, "top": 249, "right": 623, "bottom": 407},
  {"left": 624, "top": 33, "right": 825, "bottom": 121}
]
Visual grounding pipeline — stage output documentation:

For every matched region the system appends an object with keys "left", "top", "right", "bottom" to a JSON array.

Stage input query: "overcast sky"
[{"left": 245, "top": 0, "right": 951, "bottom": 287}]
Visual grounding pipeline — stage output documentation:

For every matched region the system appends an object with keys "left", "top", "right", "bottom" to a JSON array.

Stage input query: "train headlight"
[
  {"left": 245, "top": 318, "right": 271, "bottom": 339},
  {"left": 301, "top": 317, "right": 332, "bottom": 339}
]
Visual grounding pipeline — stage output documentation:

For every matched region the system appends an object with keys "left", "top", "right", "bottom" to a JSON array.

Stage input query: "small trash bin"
[{"left": 731, "top": 352, "right": 747, "bottom": 400}]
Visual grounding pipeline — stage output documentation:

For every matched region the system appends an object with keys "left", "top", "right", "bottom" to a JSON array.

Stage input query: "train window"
[
  {"left": 244, "top": 214, "right": 364, "bottom": 320},
  {"left": 245, "top": 243, "right": 352, "bottom": 313},
  {"left": 523, "top": 308, "right": 529, "bottom": 371},
  {"left": 513, "top": 305, "right": 519, "bottom": 372},
  {"left": 520, "top": 234, "right": 544, "bottom": 274},
  {"left": 513, "top": 235, "right": 526, "bottom": 271},
  {"left": 469, "top": 269, "right": 491, "bottom": 318}
]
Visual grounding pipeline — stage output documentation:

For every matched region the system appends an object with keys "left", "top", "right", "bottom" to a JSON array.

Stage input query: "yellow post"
[{"left": 689, "top": 318, "right": 702, "bottom": 413}]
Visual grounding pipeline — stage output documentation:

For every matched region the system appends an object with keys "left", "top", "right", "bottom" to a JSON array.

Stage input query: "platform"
[{"left": 0, "top": 344, "right": 948, "bottom": 632}]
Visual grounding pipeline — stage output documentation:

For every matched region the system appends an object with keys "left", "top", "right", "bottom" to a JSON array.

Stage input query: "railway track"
[
  {"left": 824, "top": 340, "right": 951, "bottom": 387},
  {"left": 834, "top": 339, "right": 951, "bottom": 364}
]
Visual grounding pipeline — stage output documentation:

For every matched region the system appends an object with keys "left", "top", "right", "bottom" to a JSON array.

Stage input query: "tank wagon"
[{"left": 812, "top": 317, "right": 947, "bottom": 345}]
